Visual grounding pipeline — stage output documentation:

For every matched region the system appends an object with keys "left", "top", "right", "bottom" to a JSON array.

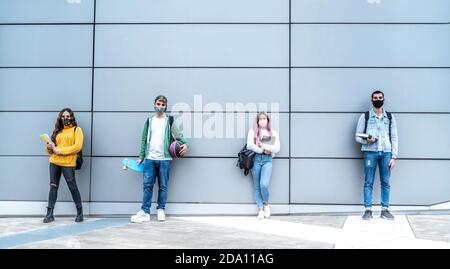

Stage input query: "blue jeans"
[
  {"left": 363, "top": 151, "right": 392, "bottom": 209},
  {"left": 141, "top": 159, "right": 171, "bottom": 214},
  {"left": 251, "top": 153, "right": 273, "bottom": 209}
]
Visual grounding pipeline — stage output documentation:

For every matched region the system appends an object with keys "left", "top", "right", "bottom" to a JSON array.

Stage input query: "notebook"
[
  {"left": 39, "top": 133, "right": 52, "bottom": 144},
  {"left": 261, "top": 135, "right": 275, "bottom": 145}
]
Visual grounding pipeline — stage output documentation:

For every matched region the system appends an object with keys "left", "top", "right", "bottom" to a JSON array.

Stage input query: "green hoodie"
[{"left": 139, "top": 115, "right": 188, "bottom": 160}]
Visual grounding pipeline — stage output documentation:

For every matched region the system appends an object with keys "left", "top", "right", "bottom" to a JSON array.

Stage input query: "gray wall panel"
[
  {"left": 93, "top": 113, "right": 288, "bottom": 157},
  {"left": 91, "top": 157, "right": 289, "bottom": 203},
  {"left": 0, "top": 25, "right": 93, "bottom": 67},
  {"left": 291, "top": 113, "right": 450, "bottom": 159},
  {"left": 1, "top": 1, "right": 449, "bottom": 211},
  {"left": 0, "top": 0, "right": 94, "bottom": 23},
  {"left": 291, "top": 159, "right": 364, "bottom": 204},
  {"left": 0, "top": 112, "right": 92, "bottom": 156},
  {"left": 292, "top": 25, "right": 450, "bottom": 67},
  {"left": 92, "top": 113, "right": 144, "bottom": 157},
  {"left": 90, "top": 157, "right": 142, "bottom": 202},
  {"left": 291, "top": 68, "right": 450, "bottom": 112},
  {"left": 93, "top": 68, "right": 289, "bottom": 112},
  {"left": 291, "top": 113, "right": 361, "bottom": 158},
  {"left": 95, "top": 25, "right": 289, "bottom": 67},
  {"left": 292, "top": 0, "right": 450, "bottom": 23},
  {"left": 291, "top": 159, "right": 450, "bottom": 205},
  {"left": 397, "top": 114, "right": 450, "bottom": 159},
  {"left": 0, "top": 156, "right": 90, "bottom": 201},
  {"left": 96, "top": 0, "right": 288, "bottom": 23},
  {"left": 0, "top": 68, "right": 92, "bottom": 111}
]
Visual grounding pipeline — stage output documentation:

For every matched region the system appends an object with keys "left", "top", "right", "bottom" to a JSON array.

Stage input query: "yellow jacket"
[{"left": 46, "top": 125, "right": 84, "bottom": 167}]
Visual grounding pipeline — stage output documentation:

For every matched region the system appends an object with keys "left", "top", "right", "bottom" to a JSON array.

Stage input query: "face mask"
[
  {"left": 258, "top": 119, "right": 268, "bottom": 128},
  {"left": 62, "top": 118, "right": 71, "bottom": 126},
  {"left": 372, "top": 100, "right": 384, "bottom": 108},
  {"left": 155, "top": 106, "right": 166, "bottom": 114}
]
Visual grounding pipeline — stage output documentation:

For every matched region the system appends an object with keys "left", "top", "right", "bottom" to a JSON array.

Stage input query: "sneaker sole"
[
  {"left": 131, "top": 219, "right": 150, "bottom": 223},
  {"left": 380, "top": 216, "right": 395, "bottom": 220}
]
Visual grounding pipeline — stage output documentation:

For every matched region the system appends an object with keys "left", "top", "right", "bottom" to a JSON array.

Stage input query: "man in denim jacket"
[{"left": 355, "top": 90, "right": 398, "bottom": 220}]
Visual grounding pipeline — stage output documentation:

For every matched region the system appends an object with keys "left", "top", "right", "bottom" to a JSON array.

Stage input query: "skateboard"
[{"left": 122, "top": 159, "right": 144, "bottom": 173}]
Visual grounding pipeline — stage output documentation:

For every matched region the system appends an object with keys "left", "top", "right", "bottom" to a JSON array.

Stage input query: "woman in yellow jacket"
[{"left": 43, "top": 108, "right": 84, "bottom": 223}]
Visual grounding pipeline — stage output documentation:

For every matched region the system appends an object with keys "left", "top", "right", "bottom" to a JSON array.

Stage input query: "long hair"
[
  {"left": 253, "top": 112, "right": 272, "bottom": 144},
  {"left": 51, "top": 108, "right": 78, "bottom": 146}
]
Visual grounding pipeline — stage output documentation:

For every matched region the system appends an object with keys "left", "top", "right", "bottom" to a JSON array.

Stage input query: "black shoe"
[
  {"left": 43, "top": 207, "right": 54, "bottom": 223},
  {"left": 75, "top": 206, "right": 84, "bottom": 222},
  {"left": 362, "top": 210, "right": 373, "bottom": 220},
  {"left": 380, "top": 209, "right": 395, "bottom": 220}
]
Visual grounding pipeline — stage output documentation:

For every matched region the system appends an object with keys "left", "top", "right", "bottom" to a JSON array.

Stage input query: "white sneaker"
[
  {"left": 131, "top": 210, "right": 150, "bottom": 223},
  {"left": 257, "top": 209, "right": 264, "bottom": 220},
  {"left": 263, "top": 204, "right": 271, "bottom": 218},
  {"left": 157, "top": 209, "right": 166, "bottom": 222}
]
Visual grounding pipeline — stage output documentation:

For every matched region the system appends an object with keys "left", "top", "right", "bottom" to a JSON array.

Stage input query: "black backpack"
[
  {"left": 236, "top": 144, "right": 256, "bottom": 176},
  {"left": 76, "top": 150, "right": 83, "bottom": 170},
  {"left": 364, "top": 111, "right": 393, "bottom": 143},
  {"left": 74, "top": 127, "right": 83, "bottom": 170},
  {"left": 168, "top": 115, "right": 174, "bottom": 143}
]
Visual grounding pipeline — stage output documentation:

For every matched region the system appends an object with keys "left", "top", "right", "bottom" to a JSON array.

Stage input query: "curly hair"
[{"left": 51, "top": 108, "right": 78, "bottom": 146}]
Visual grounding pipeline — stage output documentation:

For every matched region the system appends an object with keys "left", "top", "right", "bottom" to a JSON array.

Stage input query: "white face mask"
[{"left": 258, "top": 119, "right": 268, "bottom": 128}]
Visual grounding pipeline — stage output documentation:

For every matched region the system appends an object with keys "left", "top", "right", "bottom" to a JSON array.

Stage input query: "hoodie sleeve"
[
  {"left": 171, "top": 117, "right": 188, "bottom": 146},
  {"left": 139, "top": 118, "right": 149, "bottom": 160}
]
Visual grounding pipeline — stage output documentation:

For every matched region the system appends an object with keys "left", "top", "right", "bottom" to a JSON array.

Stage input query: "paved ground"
[{"left": 1, "top": 213, "right": 450, "bottom": 249}]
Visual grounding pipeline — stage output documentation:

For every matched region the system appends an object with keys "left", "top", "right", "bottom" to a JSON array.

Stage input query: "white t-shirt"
[{"left": 147, "top": 116, "right": 170, "bottom": 160}]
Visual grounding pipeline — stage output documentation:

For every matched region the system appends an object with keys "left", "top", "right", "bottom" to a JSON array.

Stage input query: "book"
[
  {"left": 261, "top": 135, "right": 275, "bottom": 145},
  {"left": 356, "top": 133, "right": 378, "bottom": 142},
  {"left": 356, "top": 133, "right": 370, "bottom": 139},
  {"left": 39, "top": 133, "right": 52, "bottom": 145}
]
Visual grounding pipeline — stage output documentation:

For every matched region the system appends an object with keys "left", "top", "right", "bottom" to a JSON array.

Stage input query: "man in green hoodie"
[{"left": 131, "top": 95, "right": 188, "bottom": 223}]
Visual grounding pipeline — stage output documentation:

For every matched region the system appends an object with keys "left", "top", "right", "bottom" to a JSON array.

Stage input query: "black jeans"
[{"left": 48, "top": 163, "right": 82, "bottom": 208}]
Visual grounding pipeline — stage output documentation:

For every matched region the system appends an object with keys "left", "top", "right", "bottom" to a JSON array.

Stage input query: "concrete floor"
[{"left": 1, "top": 213, "right": 450, "bottom": 249}]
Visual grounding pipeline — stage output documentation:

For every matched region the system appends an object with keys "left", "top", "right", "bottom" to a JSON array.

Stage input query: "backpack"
[
  {"left": 364, "top": 111, "right": 392, "bottom": 143},
  {"left": 74, "top": 127, "right": 83, "bottom": 170},
  {"left": 236, "top": 144, "right": 256, "bottom": 176},
  {"left": 168, "top": 116, "right": 175, "bottom": 143}
]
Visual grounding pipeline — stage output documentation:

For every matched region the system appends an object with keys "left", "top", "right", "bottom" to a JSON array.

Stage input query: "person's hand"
[
  {"left": 367, "top": 137, "right": 377, "bottom": 144},
  {"left": 136, "top": 159, "right": 142, "bottom": 164},
  {"left": 389, "top": 158, "right": 396, "bottom": 170},
  {"left": 46, "top": 143, "right": 53, "bottom": 151},
  {"left": 53, "top": 147, "right": 60, "bottom": 154},
  {"left": 179, "top": 144, "right": 188, "bottom": 156}
]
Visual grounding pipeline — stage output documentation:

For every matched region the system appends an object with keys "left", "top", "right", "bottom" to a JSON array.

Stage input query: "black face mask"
[
  {"left": 62, "top": 118, "right": 71, "bottom": 126},
  {"left": 372, "top": 100, "right": 384, "bottom": 108}
]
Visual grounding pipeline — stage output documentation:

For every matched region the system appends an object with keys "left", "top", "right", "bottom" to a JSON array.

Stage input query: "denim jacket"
[{"left": 355, "top": 109, "right": 398, "bottom": 158}]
